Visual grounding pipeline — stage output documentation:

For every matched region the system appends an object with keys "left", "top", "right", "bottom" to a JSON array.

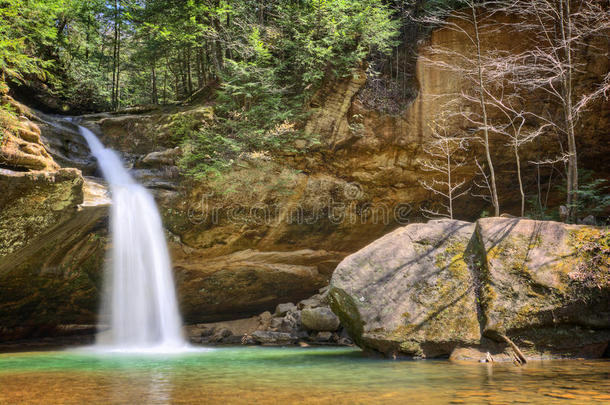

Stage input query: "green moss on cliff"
[{"left": 567, "top": 228, "right": 610, "bottom": 289}]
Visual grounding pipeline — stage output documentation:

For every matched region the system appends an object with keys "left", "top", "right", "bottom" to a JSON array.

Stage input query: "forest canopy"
[
  {"left": 1, "top": 0, "right": 608, "bottom": 221},
  {"left": 0, "top": 0, "right": 404, "bottom": 110}
]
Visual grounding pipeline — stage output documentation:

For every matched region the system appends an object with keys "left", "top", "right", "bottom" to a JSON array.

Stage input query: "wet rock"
[
  {"left": 301, "top": 307, "right": 340, "bottom": 332},
  {"left": 274, "top": 302, "right": 297, "bottom": 317},
  {"left": 251, "top": 331, "right": 296, "bottom": 345}
]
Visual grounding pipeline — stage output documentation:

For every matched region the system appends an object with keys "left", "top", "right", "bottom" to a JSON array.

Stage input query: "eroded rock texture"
[
  {"left": 0, "top": 99, "right": 109, "bottom": 338},
  {"left": 329, "top": 218, "right": 610, "bottom": 360}
]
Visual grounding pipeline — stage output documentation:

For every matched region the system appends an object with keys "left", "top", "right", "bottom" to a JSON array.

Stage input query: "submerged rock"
[{"left": 329, "top": 218, "right": 610, "bottom": 360}]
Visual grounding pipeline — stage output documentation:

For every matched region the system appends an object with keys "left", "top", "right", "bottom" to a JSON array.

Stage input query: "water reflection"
[{"left": 0, "top": 348, "right": 609, "bottom": 405}]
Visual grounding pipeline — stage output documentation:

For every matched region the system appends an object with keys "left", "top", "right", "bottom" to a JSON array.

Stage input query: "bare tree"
[
  {"left": 419, "top": 123, "right": 470, "bottom": 219},
  {"left": 502, "top": 0, "right": 609, "bottom": 221},
  {"left": 411, "top": 0, "right": 504, "bottom": 216},
  {"left": 481, "top": 88, "right": 551, "bottom": 216}
]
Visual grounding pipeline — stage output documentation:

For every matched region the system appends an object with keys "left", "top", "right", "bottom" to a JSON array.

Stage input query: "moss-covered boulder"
[
  {"left": 329, "top": 218, "right": 610, "bottom": 359},
  {"left": 473, "top": 218, "right": 610, "bottom": 357},
  {"left": 328, "top": 219, "right": 479, "bottom": 358}
]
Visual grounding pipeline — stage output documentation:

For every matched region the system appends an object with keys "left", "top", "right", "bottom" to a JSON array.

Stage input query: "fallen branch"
[{"left": 498, "top": 333, "right": 527, "bottom": 365}]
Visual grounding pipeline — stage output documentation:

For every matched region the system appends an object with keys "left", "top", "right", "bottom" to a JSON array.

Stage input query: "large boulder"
[
  {"left": 473, "top": 218, "right": 610, "bottom": 356},
  {"left": 329, "top": 218, "right": 610, "bottom": 359},
  {"left": 329, "top": 219, "right": 479, "bottom": 357}
]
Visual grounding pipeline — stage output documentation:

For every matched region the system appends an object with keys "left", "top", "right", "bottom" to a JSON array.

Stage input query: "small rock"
[
  {"left": 338, "top": 337, "right": 353, "bottom": 346},
  {"left": 580, "top": 215, "right": 596, "bottom": 226},
  {"left": 251, "top": 331, "right": 296, "bottom": 345},
  {"left": 274, "top": 302, "right": 297, "bottom": 317},
  {"left": 270, "top": 317, "right": 283, "bottom": 330},
  {"left": 315, "top": 331, "right": 333, "bottom": 342},
  {"left": 210, "top": 327, "right": 232, "bottom": 343},
  {"left": 140, "top": 147, "right": 181, "bottom": 168},
  {"left": 301, "top": 307, "right": 340, "bottom": 331},
  {"left": 298, "top": 294, "right": 323, "bottom": 309},
  {"left": 200, "top": 327, "right": 215, "bottom": 338},
  {"left": 258, "top": 311, "right": 273, "bottom": 329}
]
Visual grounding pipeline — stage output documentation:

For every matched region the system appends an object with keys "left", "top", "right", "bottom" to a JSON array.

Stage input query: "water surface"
[{"left": 1, "top": 347, "right": 609, "bottom": 404}]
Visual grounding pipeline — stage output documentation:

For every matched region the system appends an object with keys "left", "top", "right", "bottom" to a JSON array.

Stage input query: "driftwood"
[{"left": 498, "top": 333, "right": 527, "bottom": 365}]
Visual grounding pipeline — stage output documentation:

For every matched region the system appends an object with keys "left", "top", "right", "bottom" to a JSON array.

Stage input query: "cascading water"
[{"left": 77, "top": 124, "right": 186, "bottom": 351}]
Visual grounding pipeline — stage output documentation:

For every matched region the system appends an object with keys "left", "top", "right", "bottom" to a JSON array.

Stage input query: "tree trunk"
[
  {"left": 111, "top": 0, "right": 118, "bottom": 109},
  {"left": 196, "top": 47, "right": 204, "bottom": 89},
  {"left": 515, "top": 142, "right": 525, "bottom": 217},
  {"left": 115, "top": 14, "right": 121, "bottom": 110},
  {"left": 559, "top": 0, "right": 578, "bottom": 222},
  {"left": 151, "top": 62, "right": 158, "bottom": 105},
  {"left": 472, "top": 5, "right": 500, "bottom": 216},
  {"left": 187, "top": 47, "right": 193, "bottom": 95}
]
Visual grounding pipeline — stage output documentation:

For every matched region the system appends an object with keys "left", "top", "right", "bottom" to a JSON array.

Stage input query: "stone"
[
  {"left": 580, "top": 215, "right": 596, "bottom": 226},
  {"left": 329, "top": 219, "right": 478, "bottom": 357},
  {"left": 185, "top": 316, "right": 265, "bottom": 344},
  {"left": 251, "top": 331, "right": 296, "bottom": 345},
  {"left": 298, "top": 294, "right": 324, "bottom": 310},
  {"left": 270, "top": 317, "right": 283, "bottom": 330},
  {"left": 473, "top": 218, "right": 610, "bottom": 336},
  {"left": 0, "top": 167, "right": 108, "bottom": 333},
  {"left": 301, "top": 307, "right": 340, "bottom": 332},
  {"left": 140, "top": 147, "right": 181, "bottom": 168},
  {"left": 314, "top": 331, "right": 333, "bottom": 342},
  {"left": 338, "top": 337, "right": 353, "bottom": 346},
  {"left": 274, "top": 302, "right": 297, "bottom": 317},
  {"left": 258, "top": 311, "right": 273, "bottom": 330},
  {"left": 210, "top": 327, "right": 232, "bottom": 343},
  {"left": 328, "top": 217, "right": 610, "bottom": 359}
]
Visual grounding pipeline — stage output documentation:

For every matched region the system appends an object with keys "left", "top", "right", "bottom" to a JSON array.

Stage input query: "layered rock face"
[
  {"left": 0, "top": 98, "right": 109, "bottom": 339},
  {"left": 329, "top": 218, "right": 610, "bottom": 360},
  {"left": 295, "top": 13, "right": 610, "bottom": 218}
]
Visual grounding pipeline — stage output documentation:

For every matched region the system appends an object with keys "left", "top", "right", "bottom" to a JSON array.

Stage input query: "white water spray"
[{"left": 78, "top": 124, "right": 186, "bottom": 351}]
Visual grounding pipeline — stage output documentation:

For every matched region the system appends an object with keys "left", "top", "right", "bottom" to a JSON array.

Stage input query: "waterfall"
[{"left": 78, "top": 124, "right": 186, "bottom": 351}]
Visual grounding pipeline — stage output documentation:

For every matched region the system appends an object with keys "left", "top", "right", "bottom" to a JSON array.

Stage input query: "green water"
[{"left": 1, "top": 347, "right": 609, "bottom": 404}]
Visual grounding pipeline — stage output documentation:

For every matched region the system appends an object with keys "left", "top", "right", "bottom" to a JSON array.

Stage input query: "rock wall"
[
  {"left": 329, "top": 218, "right": 610, "bottom": 360},
  {"left": 294, "top": 12, "right": 610, "bottom": 218},
  {"left": 0, "top": 98, "right": 109, "bottom": 339}
]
